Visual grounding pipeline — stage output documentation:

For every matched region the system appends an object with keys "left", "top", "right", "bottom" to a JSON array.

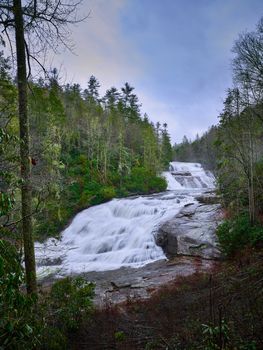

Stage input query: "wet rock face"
[
  {"left": 155, "top": 203, "right": 222, "bottom": 259},
  {"left": 195, "top": 193, "right": 221, "bottom": 205},
  {"left": 171, "top": 171, "right": 191, "bottom": 176}
]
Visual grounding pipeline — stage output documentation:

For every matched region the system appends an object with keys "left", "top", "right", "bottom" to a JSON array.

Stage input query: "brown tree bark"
[{"left": 13, "top": 0, "right": 37, "bottom": 294}]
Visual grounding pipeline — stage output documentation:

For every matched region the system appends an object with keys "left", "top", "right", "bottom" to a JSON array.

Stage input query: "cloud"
[
  {"left": 50, "top": 0, "right": 263, "bottom": 144},
  {"left": 138, "top": 91, "right": 223, "bottom": 144},
  {"left": 54, "top": 0, "right": 143, "bottom": 89}
]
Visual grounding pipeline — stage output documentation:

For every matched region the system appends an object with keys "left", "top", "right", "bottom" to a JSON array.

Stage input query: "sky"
[{"left": 53, "top": 0, "right": 263, "bottom": 143}]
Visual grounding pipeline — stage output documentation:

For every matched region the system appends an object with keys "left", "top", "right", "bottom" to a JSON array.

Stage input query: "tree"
[
  {"left": 0, "top": 53, "right": 18, "bottom": 231},
  {"left": 228, "top": 18, "right": 263, "bottom": 222},
  {"left": 0, "top": 0, "right": 85, "bottom": 294},
  {"left": 160, "top": 123, "right": 173, "bottom": 168},
  {"left": 232, "top": 17, "right": 263, "bottom": 121},
  {"left": 83, "top": 75, "right": 100, "bottom": 103},
  {"left": 217, "top": 88, "right": 262, "bottom": 224},
  {"left": 120, "top": 82, "right": 141, "bottom": 122},
  {"left": 103, "top": 86, "right": 120, "bottom": 109},
  {"left": 121, "top": 82, "right": 134, "bottom": 107}
]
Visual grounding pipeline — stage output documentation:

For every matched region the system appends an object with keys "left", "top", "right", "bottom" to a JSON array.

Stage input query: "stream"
[{"left": 36, "top": 162, "right": 215, "bottom": 279}]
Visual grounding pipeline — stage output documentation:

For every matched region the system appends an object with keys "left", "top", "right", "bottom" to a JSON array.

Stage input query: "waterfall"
[
  {"left": 36, "top": 162, "right": 215, "bottom": 276},
  {"left": 164, "top": 162, "right": 215, "bottom": 190}
]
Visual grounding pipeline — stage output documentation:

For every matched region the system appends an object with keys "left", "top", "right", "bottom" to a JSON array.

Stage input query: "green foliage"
[
  {"left": 49, "top": 277, "right": 95, "bottom": 331},
  {"left": 16, "top": 75, "right": 170, "bottom": 240},
  {"left": 217, "top": 215, "right": 263, "bottom": 256},
  {"left": 148, "top": 175, "right": 167, "bottom": 192},
  {"left": 0, "top": 240, "right": 39, "bottom": 350},
  {"left": 39, "top": 327, "right": 67, "bottom": 350},
  {"left": 0, "top": 192, "right": 15, "bottom": 217},
  {"left": 99, "top": 186, "right": 116, "bottom": 201},
  {"left": 174, "top": 126, "right": 218, "bottom": 171},
  {"left": 239, "top": 340, "right": 257, "bottom": 350},
  {"left": 0, "top": 61, "right": 19, "bottom": 231},
  {"left": 201, "top": 321, "right": 230, "bottom": 350},
  {"left": 0, "top": 238, "right": 95, "bottom": 349},
  {"left": 114, "top": 330, "right": 126, "bottom": 342},
  {"left": 124, "top": 167, "right": 167, "bottom": 194},
  {"left": 160, "top": 124, "right": 173, "bottom": 168}
]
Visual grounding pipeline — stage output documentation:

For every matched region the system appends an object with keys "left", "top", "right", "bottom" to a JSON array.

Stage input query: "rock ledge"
[{"left": 155, "top": 203, "right": 222, "bottom": 259}]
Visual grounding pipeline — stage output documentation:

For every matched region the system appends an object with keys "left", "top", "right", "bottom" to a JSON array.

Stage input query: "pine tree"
[
  {"left": 161, "top": 123, "right": 173, "bottom": 168},
  {"left": 84, "top": 75, "right": 100, "bottom": 103}
]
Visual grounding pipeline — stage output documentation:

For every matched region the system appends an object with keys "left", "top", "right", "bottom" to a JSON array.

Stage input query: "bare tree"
[
  {"left": 232, "top": 17, "right": 263, "bottom": 121},
  {"left": 0, "top": 0, "right": 85, "bottom": 294}
]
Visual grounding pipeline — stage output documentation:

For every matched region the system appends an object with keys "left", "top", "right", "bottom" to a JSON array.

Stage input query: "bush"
[
  {"left": 0, "top": 239, "right": 39, "bottom": 350},
  {"left": 217, "top": 215, "right": 263, "bottom": 256},
  {"left": 34, "top": 277, "right": 95, "bottom": 349},
  {"left": 0, "top": 239, "right": 95, "bottom": 349},
  {"left": 148, "top": 176, "right": 167, "bottom": 192},
  {"left": 124, "top": 167, "right": 167, "bottom": 193},
  {"left": 49, "top": 277, "right": 95, "bottom": 332},
  {"left": 201, "top": 321, "right": 230, "bottom": 350},
  {"left": 99, "top": 186, "right": 116, "bottom": 201}
]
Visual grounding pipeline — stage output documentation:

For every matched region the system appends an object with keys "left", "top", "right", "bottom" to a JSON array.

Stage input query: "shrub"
[
  {"left": 49, "top": 277, "right": 95, "bottom": 332},
  {"left": 217, "top": 215, "right": 263, "bottom": 256},
  {"left": 124, "top": 167, "right": 167, "bottom": 193},
  {"left": 0, "top": 239, "right": 39, "bottom": 350},
  {"left": 37, "top": 277, "right": 95, "bottom": 349},
  {"left": 201, "top": 321, "right": 230, "bottom": 350},
  {"left": 99, "top": 186, "right": 116, "bottom": 201},
  {"left": 0, "top": 239, "right": 95, "bottom": 349},
  {"left": 148, "top": 176, "right": 167, "bottom": 192}
]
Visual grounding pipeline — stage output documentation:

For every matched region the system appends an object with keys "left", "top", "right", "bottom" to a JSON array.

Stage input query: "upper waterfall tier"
[{"left": 163, "top": 161, "right": 215, "bottom": 190}]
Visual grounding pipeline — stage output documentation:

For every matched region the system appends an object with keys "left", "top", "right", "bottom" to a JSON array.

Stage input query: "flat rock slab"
[
  {"left": 39, "top": 257, "right": 216, "bottom": 306},
  {"left": 155, "top": 203, "right": 222, "bottom": 259}
]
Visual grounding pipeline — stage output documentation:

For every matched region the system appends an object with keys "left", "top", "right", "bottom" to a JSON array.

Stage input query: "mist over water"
[{"left": 36, "top": 162, "right": 215, "bottom": 276}]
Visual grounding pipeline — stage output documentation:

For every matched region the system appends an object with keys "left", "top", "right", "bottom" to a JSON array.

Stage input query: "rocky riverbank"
[
  {"left": 39, "top": 191, "right": 222, "bottom": 305},
  {"left": 40, "top": 256, "right": 217, "bottom": 306},
  {"left": 155, "top": 200, "right": 222, "bottom": 260},
  {"left": 38, "top": 162, "right": 223, "bottom": 305}
]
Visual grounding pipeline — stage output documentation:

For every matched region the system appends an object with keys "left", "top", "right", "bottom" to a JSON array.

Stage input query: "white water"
[
  {"left": 36, "top": 162, "right": 215, "bottom": 277},
  {"left": 167, "top": 162, "right": 215, "bottom": 189}
]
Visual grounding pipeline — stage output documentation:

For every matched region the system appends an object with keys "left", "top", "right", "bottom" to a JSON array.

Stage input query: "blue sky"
[{"left": 54, "top": 0, "right": 263, "bottom": 143}]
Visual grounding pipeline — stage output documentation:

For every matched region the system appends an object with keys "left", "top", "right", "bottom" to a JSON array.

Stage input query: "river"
[{"left": 35, "top": 161, "right": 215, "bottom": 279}]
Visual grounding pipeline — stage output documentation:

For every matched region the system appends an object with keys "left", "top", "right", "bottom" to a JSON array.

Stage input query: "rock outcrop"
[
  {"left": 155, "top": 203, "right": 222, "bottom": 259},
  {"left": 195, "top": 191, "right": 221, "bottom": 205}
]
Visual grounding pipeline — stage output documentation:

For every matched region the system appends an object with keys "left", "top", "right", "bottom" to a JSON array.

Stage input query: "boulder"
[
  {"left": 195, "top": 192, "right": 221, "bottom": 205},
  {"left": 155, "top": 203, "right": 222, "bottom": 259}
]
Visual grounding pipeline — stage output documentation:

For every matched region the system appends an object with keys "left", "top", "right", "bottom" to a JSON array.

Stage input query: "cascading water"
[
  {"left": 165, "top": 162, "right": 215, "bottom": 189},
  {"left": 36, "top": 162, "right": 215, "bottom": 277}
]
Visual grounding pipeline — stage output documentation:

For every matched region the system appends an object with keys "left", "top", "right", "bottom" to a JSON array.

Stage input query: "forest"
[
  {"left": 175, "top": 16, "right": 263, "bottom": 233},
  {"left": 0, "top": 1, "right": 263, "bottom": 349},
  {"left": 1, "top": 67, "right": 172, "bottom": 241}
]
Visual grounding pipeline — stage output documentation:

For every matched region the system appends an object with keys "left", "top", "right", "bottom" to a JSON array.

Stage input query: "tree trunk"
[
  {"left": 14, "top": 0, "right": 37, "bottom": 294},
  {"left": 248, "top": 121, "right": 256, "bottom": 225}
]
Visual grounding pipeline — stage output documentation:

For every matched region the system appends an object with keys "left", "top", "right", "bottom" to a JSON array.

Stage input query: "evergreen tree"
[
  {"left": 84, "top": 75, "right": 100, "bottom": 103},
  {"left": 161, "top": 123, "right": 173, "bottom": 168},
  {"left": 103, "top": 87, "right": 120, "bottom": 109}
]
